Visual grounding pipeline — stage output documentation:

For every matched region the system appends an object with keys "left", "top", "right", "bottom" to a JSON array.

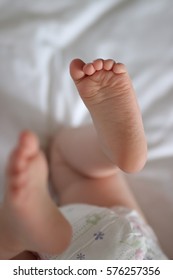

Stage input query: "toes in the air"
[
  {"left": 70, "top": 58, "right": 127, "bottom": 81},
  {"left": 7, "top": 131, "right": 39, "bottom": 187},
  {"left": 83, "top": 59, "right": 117, "bottom": 76},
  {"left": 7, "top": 131, "right": 39, "bottom": 176},
  {"left": 6, "top": 148, "right": 28, "bottom": 194}
]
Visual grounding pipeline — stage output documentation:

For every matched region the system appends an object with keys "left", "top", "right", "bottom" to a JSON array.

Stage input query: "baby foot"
[
  {"left": 70, "top": 58, "right": 130, "bottom": 103},
  {"left": 1, "top": 131, "right": 71, "bottom": 259},
  {"left": 70, "top": 59, "right": 147, "bottom": 172}
]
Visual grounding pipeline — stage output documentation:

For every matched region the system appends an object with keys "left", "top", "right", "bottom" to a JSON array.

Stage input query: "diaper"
[{"left": 39, "top": 204, "right": 167, "bottom": 260}]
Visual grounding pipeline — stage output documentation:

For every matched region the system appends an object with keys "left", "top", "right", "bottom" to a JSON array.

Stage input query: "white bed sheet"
[{"left": 0, "top": 0, "right": 173, "bottom": 258}]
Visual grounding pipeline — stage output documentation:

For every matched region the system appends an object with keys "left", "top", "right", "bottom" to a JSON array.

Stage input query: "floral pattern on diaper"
[
  {"left": 94, "top": 231, "right": 104, "bottom": 240},
  {"left": 86, "top": 214, "right": 101, "bottom": 225},
  {"left": 39, "top": 205, "right": 167, "bottom": 260},
  {"left": 76, "top": 253, "right": 85, "bottom": 260}
]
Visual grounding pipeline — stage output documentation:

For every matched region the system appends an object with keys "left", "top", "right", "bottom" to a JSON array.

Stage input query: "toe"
[
  {"left": 83, "top": 63, "right": 96, "bottom": 76},
  {"left": 10, "top": 171, "right": 28, "bottom": 192},
  {"left": 7, "top": 148, "right": 27, "bottom": 175},
  {"left": 7, "top": 131, "right": 40, "bottom": 176},
  {"left": 70, "top": 59, "right": 85, "bottom": 81},
  {"left": 19, "top": 131, "right": 39, "bottom": 158},
  {"left": 93, "top": 59, "right": 103, "bottom": 71},
  {"left": 103, "top": 59, "right": 115, "bottom": 71},
  {"left": 113, "top": 63, "right": 127, "bottom": 74}
]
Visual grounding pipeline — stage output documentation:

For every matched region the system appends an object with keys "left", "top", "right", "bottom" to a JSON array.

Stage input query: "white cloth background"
[{"left": 0, "top": 0, "right": 173, "bottom": 258}]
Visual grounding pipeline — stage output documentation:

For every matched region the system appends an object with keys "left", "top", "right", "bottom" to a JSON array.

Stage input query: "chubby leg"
[
  {"left": 50, "top": 58, "right": 147, "bottom": 219},
  {"left": 0, "top": 131, "right": 72, "bottom": 259},
  {"left": 70, "top": 59, "right": 147, "bottom": 173},
  {"left": 50, "top": 141, "right": 145, "bottom": 220}
]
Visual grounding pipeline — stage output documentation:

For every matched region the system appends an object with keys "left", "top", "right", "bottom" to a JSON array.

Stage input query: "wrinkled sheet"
[{"left": 0, "top": 0, "right": 173, "bottom": 258}]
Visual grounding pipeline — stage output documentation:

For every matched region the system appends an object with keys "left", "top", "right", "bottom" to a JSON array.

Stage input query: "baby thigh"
[{"left": 50, "top": 152, "right": 142, "bottom": 215}]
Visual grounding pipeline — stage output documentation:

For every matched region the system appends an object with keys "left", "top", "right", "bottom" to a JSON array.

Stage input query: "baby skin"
[{"left": 0, "top": 59, "right": 147, "bottom": 259}]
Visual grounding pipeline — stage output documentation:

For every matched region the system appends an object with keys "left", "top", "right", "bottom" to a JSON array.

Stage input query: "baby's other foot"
[
  {"left": 2, "top": 131, "right": 71, "bottom": 258},
  {"left": 70, "top": 59, "right": 147, "bottom": 173}
]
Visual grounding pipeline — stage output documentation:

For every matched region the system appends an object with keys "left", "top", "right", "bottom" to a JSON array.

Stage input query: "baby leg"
[
  {"left": 70, "top": 59, "right": 147, "bottom": 173},
  {"left": 50, "top": 58, "right": 147, "bottom": 216},
  {"left": 0, "top": 131, "right": 72, "bottom": 259},
  {"left": 50, "top": 139, "right": 145, "bottom": 220}
]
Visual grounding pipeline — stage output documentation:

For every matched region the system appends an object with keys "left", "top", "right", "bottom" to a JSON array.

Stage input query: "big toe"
[
  {"left": 19, "top": 131, "right": 40, "bottom": 158},
  {"left": 7, "top": 131, "right": 40, "bottom": 175},
  {"left": 70, "top": 59, "right": 86, "bottom": 81}
]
